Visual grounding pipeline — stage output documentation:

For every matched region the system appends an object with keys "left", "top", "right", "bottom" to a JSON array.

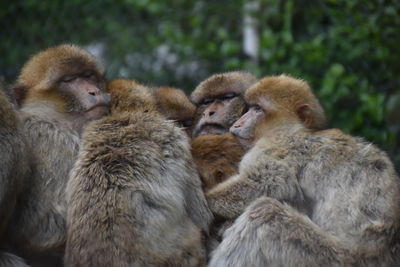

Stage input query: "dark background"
[{"left": 1, "top": 0, "right": 399, "bottom": 168}]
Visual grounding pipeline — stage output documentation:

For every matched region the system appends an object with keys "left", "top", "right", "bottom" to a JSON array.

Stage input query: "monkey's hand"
[{"left": 206, "top": 175, "right": 260, "bottom": 219}]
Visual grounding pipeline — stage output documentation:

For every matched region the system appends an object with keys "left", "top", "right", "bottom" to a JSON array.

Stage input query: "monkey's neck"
[
  {"left": 258, "top": 121, "right": 305, "bottom": 140},
  {"left": 21, "top": 101, "right": 84, "bottom": 135}
]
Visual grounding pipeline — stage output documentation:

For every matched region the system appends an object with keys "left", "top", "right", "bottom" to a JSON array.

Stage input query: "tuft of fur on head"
[
  {"left": 191, "top": 71, "right": 257, "bottom": 105},
  {"left": 153, "top": 87, "right": 195, "bottom": 120},
  {"left": 245, "top": 74, "right": 327, "bottom": 130},
  {"left": 17, "top": 44, "right": 104, "bottom": 91},
  {"left": 107, "top": 79, "right": 155, "bottom": 113}
]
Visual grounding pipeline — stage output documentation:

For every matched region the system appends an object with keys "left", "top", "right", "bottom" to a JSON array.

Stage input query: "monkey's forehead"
[
  {"left": 18, "top": 44, "right": 105, "bottom": 87},
  {"left": 191, "top": 71, "right": 257, "bottom": 104}
]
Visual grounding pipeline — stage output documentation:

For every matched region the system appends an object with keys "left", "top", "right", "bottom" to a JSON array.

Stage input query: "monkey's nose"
[
  {"left": 232, "top": 121, "right": 243, "bottom": 128},
  {"left": 87, "top": 88, "right": 100, "bottom": 96}
]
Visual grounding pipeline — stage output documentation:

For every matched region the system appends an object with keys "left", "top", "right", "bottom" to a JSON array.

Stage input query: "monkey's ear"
[
  {"left": 11, "top": 84, "right": 28, "bottom": 107},
  {"left": 215, "top": 168, "right": 225, "bottom": 183},
  {"left": 296, "top": 104, "right": 313, "bottom": 129}
]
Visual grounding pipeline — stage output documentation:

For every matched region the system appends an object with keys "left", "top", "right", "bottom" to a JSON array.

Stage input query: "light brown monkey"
[
  {"left": 65, "top": 79, "right": 213, "bottom": 267},
  {"left": 153, "top": 86, "right": 196, "bottom": 135},
  {"left": 191, "top": 71, "right": 257, "bottom": 137},
  {"left": 0, "top": 89, "right": 31, "bottom": 267},
  {"left": 208, "top": 74, "right": 400, "bottom": 267},
  {"left": 7, "top": 44, "right": 110, "bottom": 266},
  {"left": 191, "top": 134, "right": 244, "bottom": 192}
]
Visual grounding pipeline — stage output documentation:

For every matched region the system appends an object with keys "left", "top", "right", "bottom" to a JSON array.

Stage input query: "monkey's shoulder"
[
  {"left": 0, "top": 92, "right": 19, "bottom": 129},
  {"left": 248, "top": 129, "right": 392, "bottom": 172},
  {"left": 85, "top": 112, "right": 184, "bottom": 142},
  {"left": 81, "top": 112, "right": 190, "bottom": 163},
  {"left": 309, "top": 129, "right": 390, "bottom": 163}
]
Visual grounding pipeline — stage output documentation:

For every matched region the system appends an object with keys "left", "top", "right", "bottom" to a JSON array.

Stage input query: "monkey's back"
[
  {"left": 66, "top": 111, "right": 203, "bottom": 267},
  {"left": 301, "top": 130, "right": 400, "bottom": 249},
  {"left": 0, "top": 91, "right": 30, "bottom": 237}
]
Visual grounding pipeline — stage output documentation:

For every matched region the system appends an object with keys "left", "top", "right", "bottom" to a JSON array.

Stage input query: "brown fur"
[
  {"left": 0, "top": 89, "right": 31, "bottom": 266},
  {"left": 6, "top": 44, "right": 109, "bottom": 266},
  {"left": 245, "top": 74, "right": 327, "bottom": 130},
  {"left": 191, "top": 134, "right": 244, "bottom": 192},
  {"left": 191, "top": 71, "right": 257, "bottom": 105},
  {"left": 153, "top": 87, "right": 195, "bottom": 122},
  {"left": 65, "top": 79, "right": 213, "bottom": 267},
  {"left": 108, "top": 79, "right": 155, "bottom": 113},
  {"left": 208, "top": 75, "right": 400, "bottom": 267}
]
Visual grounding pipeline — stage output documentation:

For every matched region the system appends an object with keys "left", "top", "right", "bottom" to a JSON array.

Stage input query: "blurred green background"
[{"left": 1, "top": 0, "right": 399, "bottom": 168}]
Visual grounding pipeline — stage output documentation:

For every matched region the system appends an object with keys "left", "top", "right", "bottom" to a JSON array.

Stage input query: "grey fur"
[
  {"left": 0, "top": 252, "right": 31, "bottom": 267},
  {"left": 208, "top": 129, "right": 400, "bottom": 267},
  {"left": 6, "top": 102, "right": 81, "bottom": 265},
  {"left": 0, "top": 90, "right": 31, "bottom": 267},
  {"left": 65, "top": 101, "right": 213, "bottom": 266},
  {"left": 0, "top": 89, "right": 30, "bottom": 239}
]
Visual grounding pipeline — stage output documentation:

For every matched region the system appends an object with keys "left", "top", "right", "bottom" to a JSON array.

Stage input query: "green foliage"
[{"left": 0, "top": 0, "right": 399, "bottom": 167}]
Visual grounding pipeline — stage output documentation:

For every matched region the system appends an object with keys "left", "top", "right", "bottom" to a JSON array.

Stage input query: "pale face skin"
[
  {"left": 230, "top": 105, "right": 264, "bottom": 149},
  {"left": 193, "top": 93, "right": 245, "bottom": 137},
  {"left": 58, "top": 73, "right": 111, "bottom": 121}
]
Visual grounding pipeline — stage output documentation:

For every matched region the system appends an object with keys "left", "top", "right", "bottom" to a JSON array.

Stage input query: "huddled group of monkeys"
[{"left": 0, "top": 44, "right": 399, "bottom": 267}]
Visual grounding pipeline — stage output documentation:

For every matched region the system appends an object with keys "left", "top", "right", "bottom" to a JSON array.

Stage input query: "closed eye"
[
  {"left": 200, "top": 98, "right": 214, "bottom": 106},
  {"left": 218, "top": 93, "right": 237, "bottom": 101},
  {"left": 60, "top": 75, "right": 76, "bottom": 83}
]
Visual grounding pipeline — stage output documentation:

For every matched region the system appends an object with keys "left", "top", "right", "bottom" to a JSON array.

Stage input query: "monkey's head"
[
  {"left": 192, "top": 134, "right": 245, "bottom": 192},
  {"left": 153, "top": 87, "right": 196, "bottom": 134},
  {"left": 107, "top": 79, "right": 155, "bottom": 114},
  {"left": 13, "top": 44, "right": 110, "bottom": 122},
  {"left": 230, "top": 74, "right": 327, "bottom": 149},
  {"left": 191, "top": 71, "right": 257, "bottom": 138}
]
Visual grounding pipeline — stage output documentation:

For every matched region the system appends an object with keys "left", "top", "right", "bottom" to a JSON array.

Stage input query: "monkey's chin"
[
  {"left": 85, "top": 105, "right": 110, "bottom": 120},
  {"left": 197, "top": 125, "right": 226, "bottom": 136}
]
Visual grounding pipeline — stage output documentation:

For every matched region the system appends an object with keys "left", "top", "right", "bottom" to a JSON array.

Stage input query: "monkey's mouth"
[
  {"left": 196, "top": 123, "right": 226, "bottom": 136},
  {"left": 86, "top": 103, "right": 109, "bottom": 112},
  {"left": 84, "top": 103, "right": 110, "bottom": 119}
]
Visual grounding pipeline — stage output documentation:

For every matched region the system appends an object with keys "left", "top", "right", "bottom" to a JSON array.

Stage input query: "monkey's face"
[
  {"left": 193, "top": 94, "right": 247, "bottom": 137},
  {"left": 230, "top": 105, "right": 265, "bottom": 149},
  {"left": 58, "top": 72, "right": 110, "bottom": 121}
]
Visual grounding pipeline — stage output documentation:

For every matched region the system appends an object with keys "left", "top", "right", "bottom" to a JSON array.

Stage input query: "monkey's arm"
[
  {"left": 206, "top": 175, "right": 259, "bottom": 219},
  {"left": 209, "top": 197, "right": 350, "bottom": 267},
  {"left": 13, "top": 118, "right": 79, "bottom": 251},
  {"left": 206, "top": 151, "right": 303, "bottom": 220},
  {"left": 0, "top": 93, "right": 27, "bottom": 234},
  {"left": 0, "top": 126, "right": 18, "bottom": 233},
  {"left": 184, "top": 166, "right": 214, "bottom": 233}
]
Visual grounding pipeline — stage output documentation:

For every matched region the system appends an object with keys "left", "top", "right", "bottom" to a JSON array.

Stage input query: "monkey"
[
  {"left": 190, "top": 133, "right": 245, "bottom": 256},
  {"left": 152, "top": 86, "right": 196, "bottom": 136},
  {"left": 207, "top": 74, "right": 400, "bottom": 267},
  {"left": 65, "top": 79, "right": 213, "bottom": 267},
  {"left": 191, "top": 134, "right": 244, "bottom": 192},
  {"left": 0, "top": 252, "right": 30, "bottom": 267},
  {"left": 0, "top": 88, "right": 28, "bottom": 239},
  {"left": 191, "top": 71, "right": 257, "bottom": 137},
  {"left": 0, "top": 89, "right": 31, "bottom": 267},
  {"left": 6, "top": 44, "right": 110, "bottom": 266}
]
